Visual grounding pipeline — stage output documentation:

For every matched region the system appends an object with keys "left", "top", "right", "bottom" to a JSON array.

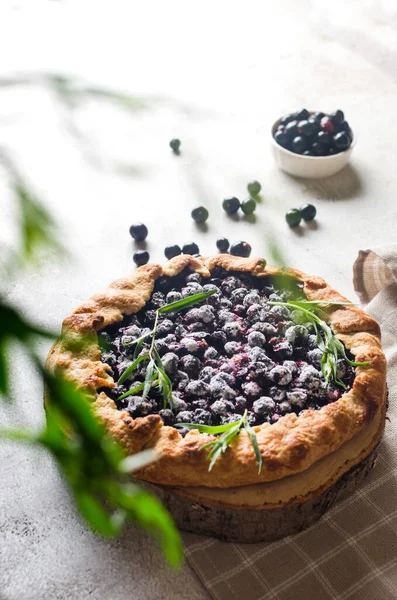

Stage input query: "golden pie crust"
[{"left": 46, "top": 255, "right": 387, "bottom": 488}]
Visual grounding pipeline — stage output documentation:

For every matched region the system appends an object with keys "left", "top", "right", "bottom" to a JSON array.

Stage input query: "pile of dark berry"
[
  {"left": 99, "top": 268, "right": 355, "bottom": 433},
  {"left": 274, "top": 109, "right": 352, "bottom": 156}
]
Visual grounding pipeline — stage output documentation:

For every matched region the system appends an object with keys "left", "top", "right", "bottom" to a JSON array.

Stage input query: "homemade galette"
[{"left": 47, "top": 255, "right": 387, "bottom": 491}]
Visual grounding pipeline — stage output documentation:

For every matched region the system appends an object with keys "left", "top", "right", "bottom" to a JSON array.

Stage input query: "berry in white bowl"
[{"left": 271, "top": 109, "right": 355, "bottom": 179}]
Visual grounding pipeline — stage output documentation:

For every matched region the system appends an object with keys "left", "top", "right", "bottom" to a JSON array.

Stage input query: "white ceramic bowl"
[{"left": 270, "top": 114, "right": 355, "bottom": 179}]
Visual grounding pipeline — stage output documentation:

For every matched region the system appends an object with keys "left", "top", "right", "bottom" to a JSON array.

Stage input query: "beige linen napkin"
[{"left": 183, "top": 245, "right": 397, "bottom": 600}]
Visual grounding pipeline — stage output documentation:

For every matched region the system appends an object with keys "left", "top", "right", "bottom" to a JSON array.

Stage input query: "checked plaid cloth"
[{"left": 183, "top": 245, "right": 397, "bottom": 600}]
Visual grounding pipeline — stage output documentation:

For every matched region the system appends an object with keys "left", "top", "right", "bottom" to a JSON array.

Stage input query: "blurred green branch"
[
  {"left": 0, "top": 246, "right": 182, "bottom": 569},
  {"left": 0, "top": 72, "right": 147, "bottom": 112},
  {"left": 0, "top": 76, "right": 183, "bottom": 567},
  {"left": 0, "top": 72, "right": 151, "bottom": 171},
  {"left": 0, "top": 303, "right": 182, "bottom": 565},
  {"left": 0, "top": 148, "right": 65, "bottom": 273}
]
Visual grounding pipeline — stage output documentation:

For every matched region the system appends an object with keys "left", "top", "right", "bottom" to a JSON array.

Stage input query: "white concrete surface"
[{"left": 1, "top": 1, "right": 397, "bottom": 598}]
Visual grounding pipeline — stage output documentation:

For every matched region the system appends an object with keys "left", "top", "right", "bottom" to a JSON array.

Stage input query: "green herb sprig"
[
  {"left": 269, "top": 300, "right": 370, "bottom": 388},
  {"left": 117, "top": 289, "right": 216, "bottom": 405},
  {"left": 176, "top": 410, "right": 263, "bottom": 473},
  {"left": 0, "top": 299, "right": 182, "bottom": 567}
]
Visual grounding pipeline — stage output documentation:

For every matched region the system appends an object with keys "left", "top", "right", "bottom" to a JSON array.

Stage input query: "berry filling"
[{"left": 99, "top": 268, "right": 355, "bottom": 431}]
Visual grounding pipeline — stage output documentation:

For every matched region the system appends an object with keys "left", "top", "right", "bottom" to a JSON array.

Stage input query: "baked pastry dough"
[{"left": 46, "top": 255, "right": 387, "bottom": 488}]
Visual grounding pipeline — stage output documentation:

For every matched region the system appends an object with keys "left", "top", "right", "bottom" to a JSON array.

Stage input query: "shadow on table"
[{"left": 285, "top": 164, "right": 363, "bottom": 202}]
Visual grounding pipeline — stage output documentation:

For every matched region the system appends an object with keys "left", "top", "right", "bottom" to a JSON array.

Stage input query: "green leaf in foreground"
[
  {"left": 0, "top": 337, "right": 8, "bottom": 396},
  {"left": 0, "top": 300, "right": 56, "bottom": 344},
  {"left": 15, "top": 182, "right": 65, "bottom": 264},
  {"left": 74, "top": 489, "right": 123, "bottom": 537},
  {"left": 1, "top": 365, "right": 183, "bottom": 566},
  {"left": 106, "top": 482, "right": 183, "bottom": 569},
  {"left": 6, "top": 358, "right": 182, "bottom": 567}
]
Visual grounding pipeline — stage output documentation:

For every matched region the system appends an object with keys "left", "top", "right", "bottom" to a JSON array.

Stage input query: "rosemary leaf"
[
  {"left": 117, "top": 290, "right": 216, "bottom": 395},
  {"left": 118, "top": 381, "right": 146, "bottom": 401},
  {"left": 283, "top": 300, "right": 356, "bottom": 309},
  {"left": 202, "top": 419, "right": 244, "bottom": 471},
  {"left": 269, "top": 300, "right": 370, "bottom": 387},
  {"left": 333, "top": 336, "right": 370, "bottom": 367},
  {"left": 121, "top": 329, "right": 154, "bottom": 348},
  {"left": 174, "top": 421, "right": 239, "bottom": 434},
  {"left": 142, "top": 359, "right": 155, "bottom": 400},
  {"left": 200, "top": 412, "right": 247, "bottom": 471},
  {"left": 74, "top": 489, "right": 120, "bottom": 537},
  {"left": 118, "top": 353, "right": 150, "bottom": 385},
  {"left": 157, "top": 289, "right": 216, "bottom": 315},
  {"left": 154, "top": 363, "right": 174, "bottom": 410},
  {"left": 175, "top": 410, "right": 263, "bottom": 473},
  {"left": 133, "top": 336, "right": 145, "bottom": 359},
  {"left": 243, "top": 414, "right": 263, "bottom": 474}
]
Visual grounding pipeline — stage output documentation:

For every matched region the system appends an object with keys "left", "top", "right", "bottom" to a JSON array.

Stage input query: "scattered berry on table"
[
  {"left": 230, "top": 241, "right": 252, "bottom": 257},
  {"left": 133, "top": 250, "right": 149, "bottom": 266},
  {"left": 286, "top": 209, "right": 302, "bottom": 227},
  {"left": 164, "top": 244, "right": 182, "bottom": 260},
  {"left": 191, "top": 206, "right": 209, "bottom": 223},
  {"left": 300, "top": 203, "right": 317, "bottom": 221},
  {"left": 129, "top": 222, "right": 148, "bottom": 242},
  {"left": 216, "top": 237, "right": 230, "bottom": 253},
  {"left": 241, "top": 198, "right": 256, "bottom": 215},
  {"left": 222, "top": 196, "right": 241, "bottom": 214},
  {"left": 169, "top": 138, "right": 181, "bottom": 152},
  {"left": 182, "top": 241, "right": 199, "bottom": 255},
  {"left": 247, "top": 180, "right": 261, "bottom": 196}
]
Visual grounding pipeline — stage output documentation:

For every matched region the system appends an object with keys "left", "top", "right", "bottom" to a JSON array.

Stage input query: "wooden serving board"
[{"left": 145, "top": 446, "right": 378, "bottom": 543}]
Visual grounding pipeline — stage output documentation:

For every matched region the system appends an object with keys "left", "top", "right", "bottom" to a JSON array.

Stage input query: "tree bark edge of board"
[{"left": 144, "top": 446, "right": 379, "bottom": 543}]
